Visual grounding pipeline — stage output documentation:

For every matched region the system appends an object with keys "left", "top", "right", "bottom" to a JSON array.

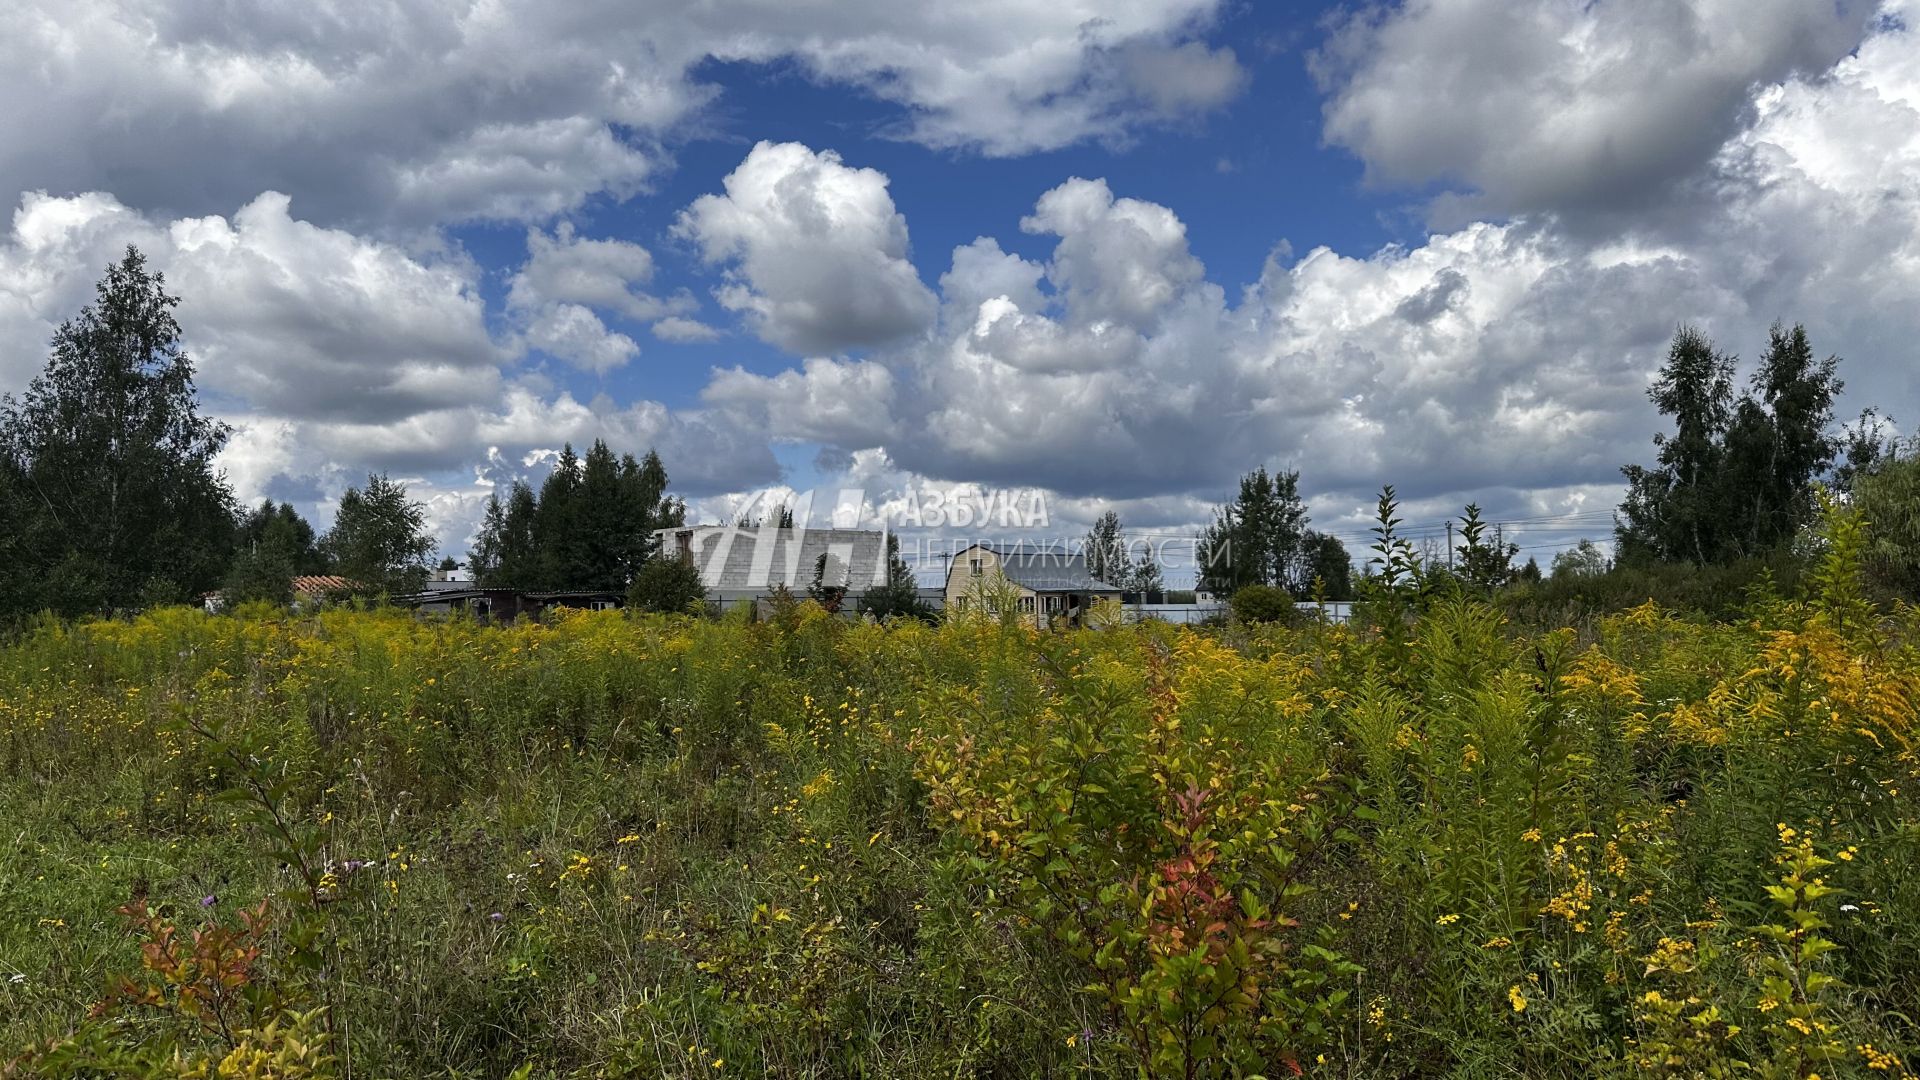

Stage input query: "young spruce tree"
[{"left": 0, "top": 247, "right": 236, "bottom": 616}]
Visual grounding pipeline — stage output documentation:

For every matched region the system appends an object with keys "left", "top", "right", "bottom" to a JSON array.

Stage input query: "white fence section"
[
  {"left": 1296, "top": 600, "right": 1354, "bottom": 623},
  {"left": 1121, "top": 600, "right": 1355, "bottom": 625},
  {"left": 1124, "top": 603, "right": 1226, "bottom": 625}
]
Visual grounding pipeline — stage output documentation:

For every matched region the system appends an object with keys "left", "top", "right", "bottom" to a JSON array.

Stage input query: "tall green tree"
[
  {"left": 1126, "top": 552, "right": 1166, "bottom": 595},
  {"left": 1454, "top": 504, "right": 1518, "bottom": 593},
  {"left": 859, "top": 534, "right": 933, "bottom": 620},
  {"left": 222, "top": 544, "right": 295, "bottom": 607},
  {"left": 1832, "top": 408, "right": 1897, "bottom": 494},
  {"left": 1298, "top": 530, "right": 1353, "bottom": 599},
  {"left": 531, "top": 444, "right": 587, "bottom": 589},
  {"left": 577, "top": 440, "right": 631, "bottom": 591},
  {"left": 1617, "top": 326, "right": 1736, "bottom": 565},
  {"left": 0, "top": 247, "right": 237, "bottom": 616},
  {"left": 0, "top": 458, "right": 23, "bottom": 610},
  {"left": 321, "top": 473, "right": 435, "bottom": 596},
  {"left": 1742, "top": 322, "right": 1842, "bottom": 551},
  {"left": 471, "top": 482, "right": 540, "bottom": 589},
  {"left": 501, "top": 483, "right": 540, "bottom": 587},
  {"left": 470, "top": 445, "right": 682, "bottom": 590},
  {"left": 234, "top": 500, "right": 325, "bottom": 575},
  {"left": 221, "top": 499, "right": 322, "bottom": 607},
  {"left": 623, "top": 448, "right": 683, "bottom": 570},
  {"left": 1197, "top": 468, "right": 1310, "bottom": 597},
  {"left": 1084, "top": 510, "right": 1134, "bottom": 585},
  {"left": 469, "top": 494, "right": 510, "bottom": 586},
  {"left": 1551, "top": 539, "right": 1610, "bottom": 580},
  {"left": 1619, "top": 323, "right": 1846, "bottom": 564}
]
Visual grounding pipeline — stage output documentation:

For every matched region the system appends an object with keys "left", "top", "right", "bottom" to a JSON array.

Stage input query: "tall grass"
[{"left": 2, "top": 524, "right": 1917, "bottom": 1077}]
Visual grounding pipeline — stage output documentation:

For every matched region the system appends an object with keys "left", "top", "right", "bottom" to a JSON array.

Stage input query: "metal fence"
[
  {"left": 1122, "top": 600, "right": 1354, "bottom": 625},
  {"left": 1123, "top": 603, "right": 1227, "bottom": 625}
]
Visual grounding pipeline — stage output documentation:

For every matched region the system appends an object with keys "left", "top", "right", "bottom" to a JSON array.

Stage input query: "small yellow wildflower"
[
  {"left": 1509, "top": 985, "right": 1528, "bottom": 1013},
  {"left": 1858, "top": 1043, "right": 1903, "bottom": 1071}
]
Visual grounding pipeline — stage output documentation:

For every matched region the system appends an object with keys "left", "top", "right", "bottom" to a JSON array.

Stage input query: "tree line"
[
  {"left": 1359, "top": 321, "right": 1914, "bottom": 615},
  {"left": 1079, "top": 475, "right": 1358, "bottom": 605},
  {"left": 1162, "top": 319, "right": 1916, "bottom": 618},
  {"left": 467, "top": 442, "right": 684, "bottom": 592},
  {"left": 1615, "top": 322, "right": 1892, "bottom": 562},
  {"left": 0, "top": 247, "right": 691, "bottom": 622},
  {"left": 5, "top": 250, "right": 1912, "bottom": 624},
  {"left": 1196, "top": 467, "right": 1355, "bottom": 601},
  {"left": 1587, "top": 321, "right": 1916, "bottom": 609}
]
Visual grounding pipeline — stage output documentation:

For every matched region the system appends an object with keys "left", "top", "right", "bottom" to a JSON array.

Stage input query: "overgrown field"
[{"left": 3, "top": 544, "right": 1918, "bottom": 1076}]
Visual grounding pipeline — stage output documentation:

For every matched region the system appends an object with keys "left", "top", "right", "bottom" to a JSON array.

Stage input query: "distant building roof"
[
  {"left": 291, "top": 575, "right": 355, "bottom": 595},
  {"left": 657, "top": 526, "right": 890, "bottom": 596}
]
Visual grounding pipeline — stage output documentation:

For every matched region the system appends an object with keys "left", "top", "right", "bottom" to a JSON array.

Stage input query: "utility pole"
[{"left": 1446, "top": 520, "right": 1454, "bottom": 569}]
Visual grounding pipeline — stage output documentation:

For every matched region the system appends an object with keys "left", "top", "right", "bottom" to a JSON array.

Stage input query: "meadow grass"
[{"left": 2, "top": 550, "right": 1918, "bottom": 1077}]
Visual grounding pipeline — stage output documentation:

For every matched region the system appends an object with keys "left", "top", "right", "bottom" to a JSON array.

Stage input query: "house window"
[
  {"left": 1019, "top": 596, "right": 1034, "bottom": 614},
  {"left": 956, "top": 596, "right": 969, "bottom": 612},
  {"left": 590, "top": 600, "right": 615, "bottom": 612},
  {"left": 970, "top": 556, "right": 982, "bottom": 576},
  {"left": 1045, "top": 595, "right": 1061, "bottom": 613}
]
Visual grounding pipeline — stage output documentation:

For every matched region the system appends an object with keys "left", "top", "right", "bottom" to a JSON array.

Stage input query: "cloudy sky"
[{"left": 2, "top": 0, "right": 1916, "bottom": 580}]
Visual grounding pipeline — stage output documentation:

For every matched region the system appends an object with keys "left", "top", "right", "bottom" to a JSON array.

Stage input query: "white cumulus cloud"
[
  {"left": 1315, "top": 0, "right": 1877, "bottom": 220},
  {"left": 677, "top": 141, "right": 937, "bottom": 354},
  {"left": 0, "top": 0, "right": 1243, "bottom": 229},
  {"left": 0, "top": 190, "right": 503, "bottom": 423}
]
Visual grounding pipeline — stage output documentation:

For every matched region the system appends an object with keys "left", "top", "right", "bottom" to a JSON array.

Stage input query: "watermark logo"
[
  {"left": 723, "top": 484, "right": 1053, "bottom": 530},
  {"left": 882, "top": 485, "right": 1050, "bottom": 529},
  {"left": 663, "top": 486, "right": 1215, "bottom": 591}
]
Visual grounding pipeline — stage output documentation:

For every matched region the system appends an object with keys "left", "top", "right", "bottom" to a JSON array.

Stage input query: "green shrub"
[
  {"left": 1854, "top": 454, "right": 1920, "bottom": 599},
  {"left": 1229, "top": 583, "right": 1296, "bottom": 623},
  {"left": 627, "top": 556, "right": 706, "bottom": 613}
]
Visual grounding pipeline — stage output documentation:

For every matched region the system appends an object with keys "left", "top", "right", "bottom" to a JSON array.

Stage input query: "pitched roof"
[
  {"left": 291, "top": 575, "right": 355, "bottom": 595},
  {"left": 966, "top": 543, "right": 1123, "bottom": 593}
]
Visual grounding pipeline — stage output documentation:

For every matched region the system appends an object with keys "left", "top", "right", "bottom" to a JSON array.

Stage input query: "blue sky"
[{"left": 1, "top": 0, "right": 1916, "bottom": 579}]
